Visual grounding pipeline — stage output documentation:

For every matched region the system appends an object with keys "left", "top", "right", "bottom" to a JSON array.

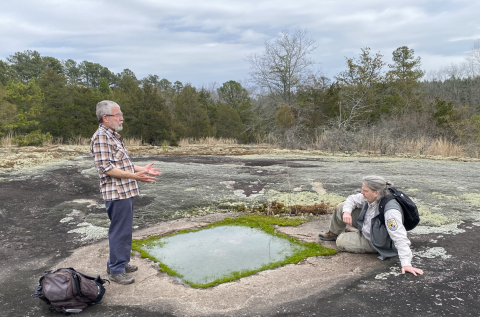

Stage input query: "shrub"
[{"left": 14, "top": 130, "right": 52, "bottom": 146}]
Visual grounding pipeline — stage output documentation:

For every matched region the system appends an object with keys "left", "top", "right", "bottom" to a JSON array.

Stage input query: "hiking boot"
[
  {"left": 125, "top": 263, "right": 138, "bottom": 273},
  {"left": 107, "top": 263, "right": 138, "bottom": 274},
  {"left": 109, "top": 272, "right": 135, "bottom": 285},
  {"left": 318, "top": 231, "right": 338, "bottom": 241}
]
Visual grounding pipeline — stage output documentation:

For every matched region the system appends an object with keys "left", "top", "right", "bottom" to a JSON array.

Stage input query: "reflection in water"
[{"left": 143, "top": 226, "right": 304, "bottom": 285}]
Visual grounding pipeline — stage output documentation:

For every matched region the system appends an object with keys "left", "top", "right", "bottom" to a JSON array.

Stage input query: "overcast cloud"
[{"left": 1, "top": 0, "right": 479, "bottom": 87}]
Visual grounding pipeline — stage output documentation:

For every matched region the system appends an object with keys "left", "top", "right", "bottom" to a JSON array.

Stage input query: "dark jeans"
[{"left": 105, "top": 197, "right": 134, "bottom": 274}]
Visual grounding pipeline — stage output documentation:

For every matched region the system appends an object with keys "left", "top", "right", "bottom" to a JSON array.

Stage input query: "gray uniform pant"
[
  {"left": 329, "top": 202, "right": 377, "bottom": 254},
  {"left": 105, "top": 197, "right": 134, "bottom": 274}
]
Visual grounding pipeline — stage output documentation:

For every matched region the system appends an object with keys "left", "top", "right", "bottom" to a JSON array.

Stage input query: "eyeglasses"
[
  {"left": 98, "top": 113, "right": 123, "bottom": 123},
  {"left": 104, "top": 113, "right": 123, "bottom": 118}
]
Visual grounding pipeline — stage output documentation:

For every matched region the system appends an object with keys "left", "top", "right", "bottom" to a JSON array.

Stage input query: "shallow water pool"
[{"left": 140, "top": 225, "right": 305, "bottom": 286}]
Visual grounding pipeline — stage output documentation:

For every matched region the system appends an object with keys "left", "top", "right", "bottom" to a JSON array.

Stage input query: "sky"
[{"left": 1, "top": 0, "right": 479, "bottom": 88}]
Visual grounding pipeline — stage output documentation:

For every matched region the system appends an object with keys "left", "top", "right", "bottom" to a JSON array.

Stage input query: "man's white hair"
[{"left": 96, "top": 100, "right": 120, "bottom": 122}]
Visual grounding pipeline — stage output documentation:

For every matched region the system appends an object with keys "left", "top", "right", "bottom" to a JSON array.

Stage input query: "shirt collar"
[{"left": 99, "top": 124, "right": 121, "bottom": 139}]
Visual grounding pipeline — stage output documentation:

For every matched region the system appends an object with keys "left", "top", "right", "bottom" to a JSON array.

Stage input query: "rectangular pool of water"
[{"left": 139, "top": 225, "right": 306, "bottom": 286}]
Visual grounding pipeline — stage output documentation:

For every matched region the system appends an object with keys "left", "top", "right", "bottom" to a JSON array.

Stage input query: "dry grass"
[
  {"left": 123, "top": 137, "right": 142, "bottom": 146},
  {"left": 0, "top": 132, "right": 14, "bottom": 147},
  {"left": 66, "top": 136, "right": 136, "bottom": 146},
  {"left": 179, "top": 137, "right": 238, "bottom": 146},
  {"left": 65, "top": 136, "right": 90, "bottom": 146},
  {"left": 424, "top": 138, "right": 465, "bottom": 157},
  {"left": 254, "top": 132, "right": 278, "bottom": 145},
  {"left": 0, "top": 129, "right": 470, "bottom": 159},
  {"left": 389, "top": 137, "right": 465, "bottom": 157},
  {"left": 398, "top": 137, "right": 428, "bottom": 155},
  {"left": 1, "top": 134, "right": 143, "bottom": 147},
  {"left": 43, "top": 137, "right": 64, "bottom": 146},
  {"left": 253, "top": 133, "right": 281, "bottom": 149},
  {"left": 309, "top": 131, "right": 468, "bottom": 158}
]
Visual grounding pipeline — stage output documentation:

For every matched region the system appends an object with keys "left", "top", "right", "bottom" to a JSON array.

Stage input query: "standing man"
[
  {"left": 319, "top": 175, "right": 424, "bottom": 276},
  {"left": 91, "top": 100, "right": 161, "bottom": 285}
]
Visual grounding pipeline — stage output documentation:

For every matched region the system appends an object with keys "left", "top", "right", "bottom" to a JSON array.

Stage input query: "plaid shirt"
[{"left": 90, "top": 124, "right": 139, "bottom": 201}]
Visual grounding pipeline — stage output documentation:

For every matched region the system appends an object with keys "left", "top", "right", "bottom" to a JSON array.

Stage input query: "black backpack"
[
  {"left": 32, "top": 268, "right": 108, "bottom": 314},
  {"left": 378, "top": 187, "right": 420, "bottom": 231}
]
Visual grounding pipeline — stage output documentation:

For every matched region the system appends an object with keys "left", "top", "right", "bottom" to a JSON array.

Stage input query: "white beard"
[{"left": 111, "top": 122, "right": 123, "bottom": 132}]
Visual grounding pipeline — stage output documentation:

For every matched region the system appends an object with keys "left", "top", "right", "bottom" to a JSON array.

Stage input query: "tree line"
[
  {"left": 0, "top": 50, "right": 256, "bottom": 145},
  {"left": 1, "top": 30, "right": 480, "bottom": 150}
]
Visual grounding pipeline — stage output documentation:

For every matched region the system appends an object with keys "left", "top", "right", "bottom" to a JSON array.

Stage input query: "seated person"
[{"left": 319, "top": 175, "right": 423, "bottom": 276}]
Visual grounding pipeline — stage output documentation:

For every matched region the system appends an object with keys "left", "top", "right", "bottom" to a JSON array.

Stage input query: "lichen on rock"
[
  {"left": 266, "top": 189, "right": 345, "bottom": 208},
  {"left": 411, "top": 222, "right": 465, "bottom": 235},
  {"left": 67, "top": 222, "right": 109, "bottom": 242},
  {"left": 375, "top": 266, "right": 402, "bottom": 280},
  {"left": 461, "top": 193, "right": 480, "bottom": 207},
  {"left": 417, "top": 205, "right": 452, "bottom": 227},
  {"left": 414, "top": 247, "right": 452, "bottom": 259}
]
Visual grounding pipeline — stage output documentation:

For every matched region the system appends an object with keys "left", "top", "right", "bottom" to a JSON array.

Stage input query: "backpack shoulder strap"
[
  {"left": 377, "top": 195, "right": 396, "bottom": 226},
  {"left": 76, "top": 271, "right": 109, "bottom": 286},
  {"left": 386, "top": 187, "right": 420, "bottom": 231}
]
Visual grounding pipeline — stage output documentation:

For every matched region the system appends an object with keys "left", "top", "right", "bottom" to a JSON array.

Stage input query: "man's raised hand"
[
  {"left": 142, "top": 163, "right": 161, "bottom": 176},
  {"left": 134, "top": 170, "right": 158, "bottom": 183}
]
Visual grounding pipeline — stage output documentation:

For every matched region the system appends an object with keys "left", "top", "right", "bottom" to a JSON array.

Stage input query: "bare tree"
[
  {"left": 246, "top": 28, "right": 318, "bottom": 105},
  {"left": 467, "top": 39, "right": 480, "bottom": 77},
  {"left": 202, "top": 81, "right": 220, "bottom": 102}
]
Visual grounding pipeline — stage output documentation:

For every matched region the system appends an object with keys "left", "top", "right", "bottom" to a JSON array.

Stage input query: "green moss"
[
  {"left": 237, "top": 205, "right": 247, "bottom": 211},
  {"left": 132, "top": 214, "right": 336, "bottom": 288}
]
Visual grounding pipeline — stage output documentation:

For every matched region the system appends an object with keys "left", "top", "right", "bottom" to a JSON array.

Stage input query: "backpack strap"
[
  {"left": 60, "top": 268, "right": 83, "bottom": 298},
  {"left": 76, "top": 272, "right": 109, "bottom": 285},
  {"left": 72, "top": 271, "right": 83, "bottom": 298},
  {"left": 377, "top": 195, "right": 396, "bottom": 228}
]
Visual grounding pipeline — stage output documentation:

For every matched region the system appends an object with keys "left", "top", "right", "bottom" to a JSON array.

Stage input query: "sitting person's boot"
[{"left": 318, "top": 230, "right": 338, "bottom": 241}]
